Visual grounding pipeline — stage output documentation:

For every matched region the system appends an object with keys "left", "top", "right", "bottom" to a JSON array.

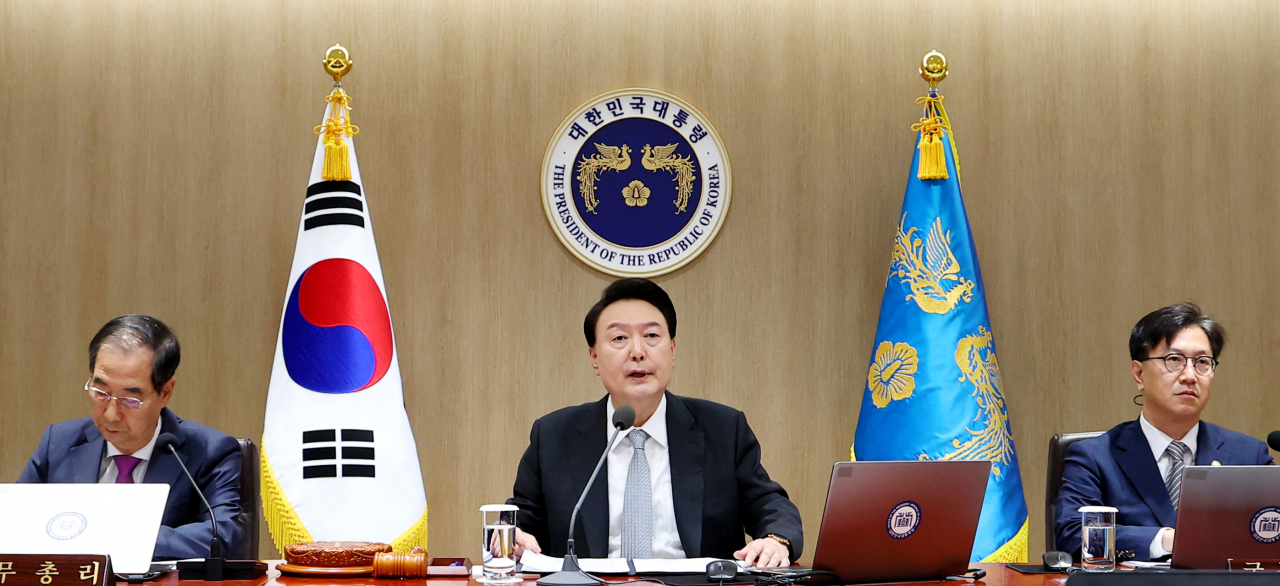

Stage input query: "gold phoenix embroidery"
[
  {"left": 576, "top": 143, "right": 632, "bottom": 214},
  {"left": 867, "top": 341, "right": 919, "bottom": 408},
  {"left": 889, "top": 214, "right": 975, "bottom": 315},
  {"left": 641, "top": 144, "right": 697, "bottom": 214},
  {"left": 920, "top": 326, "right": 1015, "bottom": 477},
  {"left": 622, "top": 180, "right": 651, "bottom": 207}
]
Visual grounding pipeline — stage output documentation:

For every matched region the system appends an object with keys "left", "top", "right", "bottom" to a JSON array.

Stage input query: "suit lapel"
[
  {"left": 143, "top": 408, "right": 184, "bottom": 487},
  {"left": 1112, "top": 420, "right": 1176, "bottom": 527},
  {"left": 571, "top": 399, "right": 609, "bottom": 559},
  {"left": 665, "top": 393, "right": 704, "bottom": 558},
  {"left": 1195, "top": 423, "right": 1227, "bottom": 466},
  {"left": 67, "top": 426, "right": 106, "bottom": 483}
]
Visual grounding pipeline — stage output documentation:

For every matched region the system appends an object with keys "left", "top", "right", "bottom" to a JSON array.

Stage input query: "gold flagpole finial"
[
  {"left": 913, "top": 50, "right": 952, "bottom": 180},
  {"left": 920, "top": 50, "right": 947, "bottom": 89},
  {"left": 316, "top": 44, "right": 359, "bottom": 181},
  {"left": 323, "top": 44, "right": 354, "bottom": 82}
]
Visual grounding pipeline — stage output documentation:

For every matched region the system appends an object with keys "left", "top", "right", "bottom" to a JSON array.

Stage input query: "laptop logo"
[
  {"left": 46, "top": 512, "right": 87, "bottom": 540},
  {"left": 1250, "top": 506, "right": 1280, "bottom": 544},
  {"left": 887, "top": 501, "right": 921, "bottom": 539}
]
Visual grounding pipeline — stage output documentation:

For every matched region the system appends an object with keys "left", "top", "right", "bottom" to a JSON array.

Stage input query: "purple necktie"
[{"left": 114, "top": 455, "right": 142, "bottom": 484}]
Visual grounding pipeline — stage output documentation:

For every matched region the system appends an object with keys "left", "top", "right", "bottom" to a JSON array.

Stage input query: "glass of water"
[
  {"left": 481, "top": 504, "right": 519, "bottom": 582},
  {"left": 1079, "top": 506, "right": 1118, "bottom": 572}
]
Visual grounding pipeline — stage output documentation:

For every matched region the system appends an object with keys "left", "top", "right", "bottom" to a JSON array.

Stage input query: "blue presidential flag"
[{"left": 852, "top": 90, "right": 1029, "bottom": 562}]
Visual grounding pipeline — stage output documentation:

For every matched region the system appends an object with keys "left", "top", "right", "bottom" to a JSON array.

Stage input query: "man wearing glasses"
[
  {"left": 17, "top": 315, "right": 243, "bottom": 560},
  {"left": 1054, "top": 303, "right": 1273, "bottom": 561}
]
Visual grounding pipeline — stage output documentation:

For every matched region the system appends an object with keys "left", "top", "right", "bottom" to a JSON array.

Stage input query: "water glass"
[
  {"left": 481, "top": 504, "right": 519, "bottom": 581},
  {"left": 1079, "top": 506, "right": 1118, "bottom": 572}
]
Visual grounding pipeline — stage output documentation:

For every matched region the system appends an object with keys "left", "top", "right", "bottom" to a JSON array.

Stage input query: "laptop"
[
  {"left": 1171, "top": 465, "right": 1280, "bottom": 569},
  {"left": 0, "top": 483, "right": 170, "bottom": 574},
  {"left": 808, "top": 461, "right": 991, "bottom": 584}
]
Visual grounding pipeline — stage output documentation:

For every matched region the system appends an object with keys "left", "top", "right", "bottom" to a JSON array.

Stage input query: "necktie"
[
  {"left": 1164, "top": 441, "right": 1188, "bottom": 509},
  {"left": 114, "top": 455, "right": 142, "bottom": 484},
  {"left": 621, "top": 429, "right": 652, "bottom": 559}
]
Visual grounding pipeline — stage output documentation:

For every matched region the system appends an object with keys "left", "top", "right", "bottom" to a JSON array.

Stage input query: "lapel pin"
[{"left": 1211, "top": 461, "right": 1222, "bottom": 466}]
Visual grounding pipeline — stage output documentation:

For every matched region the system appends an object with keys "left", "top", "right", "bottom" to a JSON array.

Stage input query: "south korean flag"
[{"left": 260, "top": 79, "right": 427, "bottom": 553}]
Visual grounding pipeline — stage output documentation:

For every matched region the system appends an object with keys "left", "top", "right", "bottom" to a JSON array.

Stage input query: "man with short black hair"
[
  {"left": 509, "top": 278, "right": 803, "bottom": 568},
  {"left": 1054, "top": 303, "right": 1273, "bottom": 561},
  {"left": 18, "top": 315, "right": 243, "bottom": 560}
]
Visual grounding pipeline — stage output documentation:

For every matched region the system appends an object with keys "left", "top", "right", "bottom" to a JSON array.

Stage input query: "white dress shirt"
[
  {"left": 606, "top": 395, "right": 685, "bottom": 558},
  {"left": 97, "top": 420, "right": 163, "bottom": 484},
  {"left": 1137, "top": 413, "right": 1198, "bottom": 558}
]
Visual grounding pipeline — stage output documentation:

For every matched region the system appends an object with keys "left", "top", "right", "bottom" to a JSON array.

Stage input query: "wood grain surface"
[{"left": 1, "top": 0, "right": 1276, "bottom": 560}]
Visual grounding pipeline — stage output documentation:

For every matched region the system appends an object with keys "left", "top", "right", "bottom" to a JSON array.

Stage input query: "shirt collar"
[
  {"left": 104, "top": 417, "right": 164, "bottom": 461},
  {"left": 1139, "top": 413, "right": 1199, "bottom": 462},
  {"left": 607, "top": 394, "right": 668, "bottom": 450}
]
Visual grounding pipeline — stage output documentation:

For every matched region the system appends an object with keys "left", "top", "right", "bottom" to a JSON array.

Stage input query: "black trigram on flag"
[
  {"left": 303, "top": 181, "right": 367, "bottom": 231},
  {"left": 301, "top": 429, "right": 376, "bottom": 478}
]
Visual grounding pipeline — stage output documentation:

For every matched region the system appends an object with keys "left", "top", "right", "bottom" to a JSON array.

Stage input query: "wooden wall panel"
[{"left": 1, "top": 0, "right": 1276, "bottom": 560}]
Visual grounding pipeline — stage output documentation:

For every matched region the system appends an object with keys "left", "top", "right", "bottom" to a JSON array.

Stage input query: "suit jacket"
[
  {"left": 18, "top": 407, "right": 243, "bottom": 560},
  {"left": 1053, "top": 419, "right": 1273, "bottom": 561},
  {"left": 509, "top": 392, "right": 803, "bottom": 560}
]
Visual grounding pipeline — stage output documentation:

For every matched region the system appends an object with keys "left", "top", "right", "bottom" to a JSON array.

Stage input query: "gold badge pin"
[{"left": 1212, "top": 461, "right": 1222, "bottom": 466}]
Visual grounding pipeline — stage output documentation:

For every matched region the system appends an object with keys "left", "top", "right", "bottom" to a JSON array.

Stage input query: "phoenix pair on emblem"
[{"left": 576, "top": 143, "right": 697, "bottom": 214}]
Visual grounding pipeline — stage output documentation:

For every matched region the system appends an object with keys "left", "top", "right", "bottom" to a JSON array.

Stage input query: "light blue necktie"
[{"left": 621, "top": 429, "right": 653, "bottom": 559}]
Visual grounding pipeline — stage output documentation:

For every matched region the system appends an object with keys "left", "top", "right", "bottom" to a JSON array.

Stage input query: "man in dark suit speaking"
[
  {"left": 18, "top": 315, "right": 243, "bottom": 560},
  {"left": 1054, "top": 303, "right": 1273, "bottom": 561},
  {"left": 509, "top": 278, "right": 802, "bottom": 568}
]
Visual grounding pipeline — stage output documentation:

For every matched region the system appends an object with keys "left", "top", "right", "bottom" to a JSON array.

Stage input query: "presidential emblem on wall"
[{"left": 542, "top": 89, "right": 731, "bottom": 277}]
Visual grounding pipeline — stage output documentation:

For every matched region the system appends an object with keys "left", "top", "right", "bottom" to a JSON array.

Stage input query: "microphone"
[
  {"left": 537, "top": 405, "right": 636, "bottom": 586},
  {"left": 156, "top": 435, "right": 222, "bottom": 557},
  {"left": 161, "top": 434, "right": 266, "bottom": 581},
  {"left": 157, "top": 433, "right": 226, "bottom": 580},
  {"left": 1267, "top": 431, "right": 1280, "bottom": 452}
]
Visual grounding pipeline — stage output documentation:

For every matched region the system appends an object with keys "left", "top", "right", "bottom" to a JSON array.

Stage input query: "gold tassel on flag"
[
  {"left": 912, "top": 50, "right": 958, "bottom": 182},
  {"left": 315, "top": 44, "right": 360, "bottom": 181},
  {"left": 912, "top": 105, "right": 948, "bottom": 180}
]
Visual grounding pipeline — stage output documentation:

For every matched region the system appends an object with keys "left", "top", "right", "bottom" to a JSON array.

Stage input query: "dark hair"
[
  {"left": 1129, "top": 302, "right": 1225, "bottom": 361},
  {"left": 89, "top": 315, "right": 181, "bottom": 392},
  {"left": 583, "top": 278, "right": 677, "bottom": 346}
]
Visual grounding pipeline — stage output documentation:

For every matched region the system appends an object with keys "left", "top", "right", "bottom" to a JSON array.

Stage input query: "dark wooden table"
[{"left": 148, "top": 562, "right": 1070, "bottom": 586}]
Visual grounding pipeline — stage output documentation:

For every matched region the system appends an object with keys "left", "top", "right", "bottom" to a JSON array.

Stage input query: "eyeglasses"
[
  {"left": 84, "top": 380, "right": 151, "bottom": 410},
  {"left": 1139, "top": 353, "right": 1218, "bottom": 376}
]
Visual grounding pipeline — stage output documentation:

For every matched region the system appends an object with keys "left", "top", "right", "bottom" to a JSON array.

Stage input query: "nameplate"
[
  {"left": 0, "top": 555, "right": 114, "bottom": 586},
  {"left": 1067, "top": 569, "right": 1280, "bottom": 585},
  {"left": 1227, "top": 559, "right": 1280, "bottom": 571}
]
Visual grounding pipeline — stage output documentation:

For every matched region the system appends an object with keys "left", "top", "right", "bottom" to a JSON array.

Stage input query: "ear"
[
  {"left": 157, "top": 378, "right": 175, "bottom": 408},
  {"left": 588, "top": 346, "right": 600, "bottom": 377},
  {"left": 670, "top": 338, "right": 676, "bottom": 365},
  {"left": 1130, "top": 360, "right": 1145, "bottom": 390}
]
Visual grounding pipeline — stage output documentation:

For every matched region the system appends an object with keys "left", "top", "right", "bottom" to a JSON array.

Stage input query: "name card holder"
[
  {"left": 1226, "top": 559, "right": 1280, "bottom": 571},
  {"left": 0, "top": 555, "right": 114, "bottom": 586},
  {"left": 1066, "top": 569, "right": 1280, "bottom": 585}
]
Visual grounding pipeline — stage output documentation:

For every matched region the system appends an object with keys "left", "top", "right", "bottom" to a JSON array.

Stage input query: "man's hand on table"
[
  {"left": 733, "top": 536, "right": 790, "bottom": 568},
  {"left": 514, "top": 527, "right": 542, "bottom": 560}
]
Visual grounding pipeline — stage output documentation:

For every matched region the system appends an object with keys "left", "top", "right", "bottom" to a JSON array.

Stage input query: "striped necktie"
[{"left": 1164, "top": 441, "right": 1188, "bottom": 509}]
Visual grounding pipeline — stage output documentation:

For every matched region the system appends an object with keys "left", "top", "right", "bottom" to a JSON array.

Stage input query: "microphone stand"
[
  {"left": 159, "top": 435, "right": 266, "bottom": 581},
  {"left": 537, "top": 422, "right": 630, "bottom": 586}
]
